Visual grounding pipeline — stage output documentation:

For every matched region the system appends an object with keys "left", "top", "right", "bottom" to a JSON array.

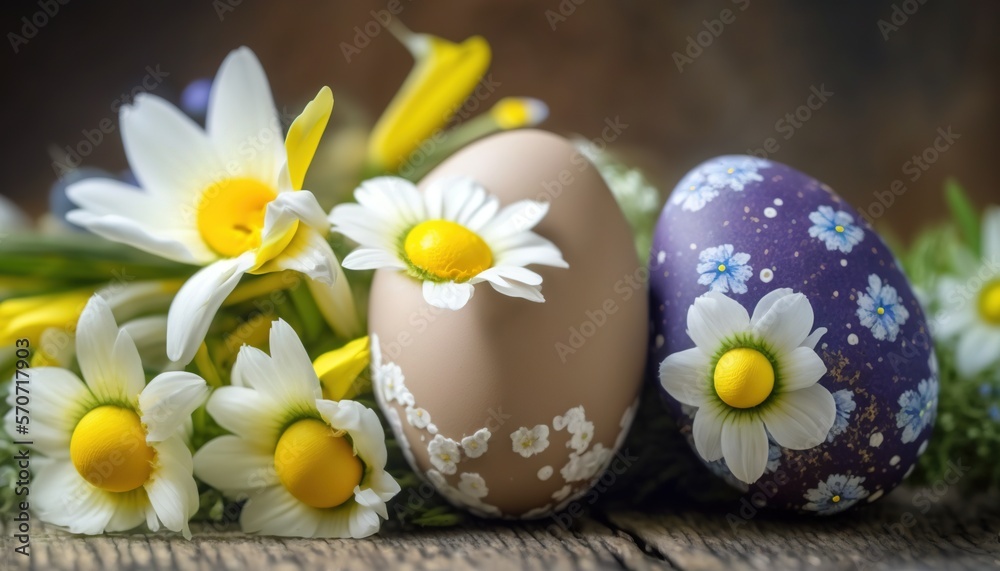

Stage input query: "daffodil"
[
  {"left": 659, "top": 289, "right": 835, "bottom": 484},
  {"left": 3, "top": 295, "right": 209, "bottom": 537},
  {"left": 193, "top": 319, "right": 399, "bottom": 538},
  {"left": 313, "top": 335, "right": 370, "bottom": 400},
  {"left": 330, "top": 175, "right": 568, "bottom": 309},
  {"left": 66, "top": 47, "right": 359, "bottom": 365},
  {"left": 367, "top": 23, "right": 491, "bottom": 172}
]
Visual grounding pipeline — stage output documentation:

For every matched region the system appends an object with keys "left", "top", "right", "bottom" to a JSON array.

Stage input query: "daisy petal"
[
  {"left": 687, "top": 292, "right": 751, "bottom": 350},
  {"left": 145, "top": 436, "right": 199, "bottom": 538},
  {"left": 166, "top": 254, "right": 255, "bottom": 365},
  {"left": 6, "top": 367, "right": 89, "bottom": 457},
  {"left": 750, "top": 288, "right": 794, "bottom": 326},
  {"left": 423, "top": 281, "right": 475, "bottom": 310},
  {"left": 193, "top": 435, "right": 278, "bottom": 493},
  {"left": 77, "top": 295, "right": 145, "bottom": 402},
  {"left": 480, "top": 200, "right": 550, "bottom": 241},
  {"left": 317, "top": 399, "right": 388, "bottom": 469},
  {"left": 692, "top": 402, "right": 726, "bottom": 461},
  {"left": 778, "top": 346, "right": 828, "bottom": 392},
  {"left": 751, "top": 292, "right": 813, "bottom": 355},
  {"left": 240, "top": 485, "right": 322, "bottom": 537},
  {"left": 720, "top": 413, "right": 768, "bottom": 484},
  {"left": 66, "top": 179, "right": 214, "bottom": 265},
  {"left": 762, "top": 383, "right": 836, "bottom": 449},
  {"left": 269, "top": 319, "right": 322, "bottom": 392},
  {"left": 956, "top": 323, "right": 1000, "bottom": 376},
  {"left": 139, "top": 372, "right": 209, "bottom": 442},
  {"left": 34, "top": 458, "right": 116, "bottom": 534},
  {"left": 120, "top": 93, "right": 223, "bottom": 203},
  {"left": 206, "top": 386, "right": 283, "bottom": 446},
  {"left": 342, "top": 248, "right": 408, "bottom": 270},
  {"left": 658, "top": 348, "right": 710, "bottom": 406},
  {"left": 207, "top": 47, "right": 283, "bottom": 185}
]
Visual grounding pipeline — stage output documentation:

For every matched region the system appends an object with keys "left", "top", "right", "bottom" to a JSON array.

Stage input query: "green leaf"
[
  {"left": 0, "top": 233, "right": 196, "bottom": 282},
  {"left": 945, "top": 178, "right": 981, "bottom": 257}
]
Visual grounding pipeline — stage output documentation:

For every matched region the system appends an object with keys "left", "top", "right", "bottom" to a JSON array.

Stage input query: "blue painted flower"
[
  {"left": 856, "top": 274, "right": 909, "bottom": 342},
  {"left": 826, "top": 389, "right": 856, "bottom": 443},
  {"left": 808, "top": 205, "right": 864, "bottom": 254},
  {"left": 696, "top": 244, "right": 752, "bottom": 294},
  {"left": 703, "top": 156, "right": 770, "bottom": 191},
  {"left": 896, "top": 377, "right": 938, "bottom": 444},
  {"left": 803, "top": 474, "right": 869, "bottom": 515},
  {"left": 670, "top": 171, "right": 719, "bottom": 212}
]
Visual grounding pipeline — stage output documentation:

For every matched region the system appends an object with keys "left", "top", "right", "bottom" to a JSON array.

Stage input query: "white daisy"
[
  {"left": 510, "top": 425, "right": 550, "bottom": 458},
  {"left": 457, "top": 473, "right": 489, "bottom": 499},
  {"left": 3, "top": 295, "right": 208, "bottom": 537},
  {"left": 461, "top": 428, "right": 491, "bottom": 459},
  {"left": 933, "top": 206, "right": 1000, "bottom": 376},
  {"left": 193, "top": 319, "right": 399, "bottom": 538},
  {"left": 659, "top": 288, "right": 835, "bottom": 484},
  {"left": 330, "top": 175, "right": 568, "bottom": 310},
  {"left": 427, "top": 435, "right": 462, "bottom": 475},
  {"left": 66, "top": 47, "right": 359, "bottom": 365}
]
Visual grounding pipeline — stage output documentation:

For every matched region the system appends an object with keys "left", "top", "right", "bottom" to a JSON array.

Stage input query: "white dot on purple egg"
[
  {"left": 866, "top": 489, "right": 884, "bottom": 503},
  {"left": 759, "top": 268, "right": 774, "bottom": 283},
  {"left": 773, "top": 198, "right": 783, "bottom": 206},
  {"left": 889, "top": 455, "right": 900, "bottom": 466},
  {"left": 657, "top": 251, "right": 666, "bottom": 264},
  {"left": 848, "top": 334, "right": 859, "bottom": 345},
  {"left": 764, "top": 207, "right": 777, "bottom": 218},
  {"left": 690, "top": 243, "right": 697, "bottom": 250},
  {"left": 655, "top": 334, "right": 664, "bottom": 348},
  {"left": 840, "top": 259, "right": 848, "bottom": 267}
]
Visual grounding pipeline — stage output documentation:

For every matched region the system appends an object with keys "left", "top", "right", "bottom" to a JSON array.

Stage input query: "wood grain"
[{"left": 3, "top": 487, "right": 998, "bottom": 570}]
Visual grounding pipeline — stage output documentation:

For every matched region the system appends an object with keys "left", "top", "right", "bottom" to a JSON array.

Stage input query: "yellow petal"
[
  {"left": 314, "top": 336, "right": 370, "bottom": 401},
  {"left": 0, "top": 288, "right": 93, "bottom": 346},
  {"left": 285, "top": 86, "right": 334, "bottom": 190},
  {"left": 368, "top": 24, "right": 491, "bottom": 172}
]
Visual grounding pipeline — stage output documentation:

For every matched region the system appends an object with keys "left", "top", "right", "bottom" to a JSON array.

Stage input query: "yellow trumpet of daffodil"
[
  {"left": 313, "top": 336, "right": 370, "bottom": 401},
  {"left": 367, "top": 23, "right": 491, "bottom": 172},
  {"left": 0, "top": 287, "right": 93, "bottom": 347}
]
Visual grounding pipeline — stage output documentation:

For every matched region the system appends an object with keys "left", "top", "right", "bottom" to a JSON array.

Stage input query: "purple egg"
[{"left": 649, "top": 155, "right": 937, "bottom": 514}]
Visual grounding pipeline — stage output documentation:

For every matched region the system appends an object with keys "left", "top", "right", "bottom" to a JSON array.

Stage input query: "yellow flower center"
[
  {"left": 718, "top": 264, "right": 727, "bottom": 272},
  {"left": 196, "top": 178, "right": 277, "bottom": 257},
  {"left": 979, "top": 280, "right": 1000, "bottom": 325},
  {"left": 835, "top": 225, "right": 845, "bottom": 233},
  {"left": 713, "top": 348, "right": 775, "bottom": 409},
  {"left": 877, "top": 307, "right": 885, "bottom": 315},
  {"left": 404, "top": 220, "right": 493, "bottom": 282},
  {"left": 70, "top": 406, "right": 155, "bottom": 493},
  {"left": 274, "top": 419, "right": 363, "bottom": 509},
  {"left": 831, "top": 495, "right": 841, "bottom": 503}
]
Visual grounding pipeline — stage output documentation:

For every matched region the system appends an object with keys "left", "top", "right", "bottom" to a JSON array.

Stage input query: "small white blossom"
[
  {"left": 510, "top": 425, "right": 550, "bottom": 458},
  {"left": 427, "top": 435, "right": 461, "bottom": 475},
  {"left": 461, "top": 428, "right": 491, "bottom": 459},
  {"left": 406, "top": 406, "right": 431, "bottom": 429},
  {"left": 457, "top": 473, "right": 489, "bottom": 499}
]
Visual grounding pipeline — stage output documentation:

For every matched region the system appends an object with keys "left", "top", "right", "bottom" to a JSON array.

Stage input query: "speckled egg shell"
[
  {"left": 649, "top": 155, "right": 937, "bottom": 514},
  {"left": 368, "top": 130, "right": 646, "bottom": 519}
]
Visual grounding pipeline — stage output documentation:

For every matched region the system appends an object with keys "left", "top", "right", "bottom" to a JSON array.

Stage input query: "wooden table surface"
[{"left": 5, "top": 487, "right": 998, "bottom": 571}]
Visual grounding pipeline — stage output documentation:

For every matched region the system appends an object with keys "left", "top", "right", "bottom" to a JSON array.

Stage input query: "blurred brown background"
[{"left": 1, "top": 0, "right": 997, "bottom": 240}]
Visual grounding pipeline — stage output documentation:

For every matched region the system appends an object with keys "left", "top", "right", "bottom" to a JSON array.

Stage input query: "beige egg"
[{"left": 368, "top": 130, "right": 646, "bottom": 518}]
